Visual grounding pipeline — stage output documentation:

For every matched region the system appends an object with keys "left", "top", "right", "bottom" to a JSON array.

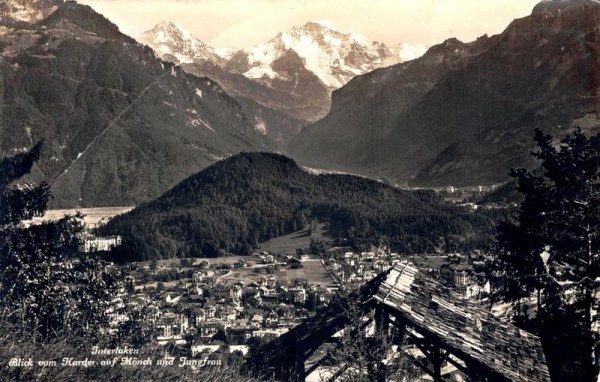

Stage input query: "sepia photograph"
[{"left": 0, "top": 0, "right": 598, "bottom": 381}]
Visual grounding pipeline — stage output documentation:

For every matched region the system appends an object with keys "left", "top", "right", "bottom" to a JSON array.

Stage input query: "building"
[
  {"left": 265, "top": 311, "right": 279, "bottom": 327},
  {"left": 195, "top": 260, "right": 210, "bottom": 269},
  {"left": 289, "top": 286, "right": 306, "bottom": 305},
  {"left": 217, "top": 306, "right": 237, "bottom": 322},
  {"left": 230, "top": 285, "right": 243, "bottom": 305},
  {"left": 199, "top": 320, "right": 225, "bottom": 338},
  {"left": 452, "top": 264, "right": 472, "bottom": 287},
  {"left": 156, "top": 312, "right": 180, "bottom": 338},
  {"left": 193, "top": 271, "right": 215, "bottom": 283},
  {"left": 78, "top": 235, "right": 122, "bottom": 253},
  {"left": 252, "top": 328, "right": 289, "bottom": 340}
]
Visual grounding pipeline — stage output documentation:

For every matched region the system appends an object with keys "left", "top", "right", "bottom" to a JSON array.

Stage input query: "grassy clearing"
[
  {"left": 256, "top": 223, "right": 329, "bottom": 256},
  {"left": 221, "top": 260, "right": 334, "bottom": 288},
  {"left": 134, "top": 224, "right": 335, "bottom": 288},
  {"left": 140, "top": 256, "right": 262, "bottom": 269}
]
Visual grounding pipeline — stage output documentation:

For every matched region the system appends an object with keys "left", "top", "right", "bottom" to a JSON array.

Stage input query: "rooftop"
[{"left": 374, "top": 263, "right": 551, "bottom": 382}]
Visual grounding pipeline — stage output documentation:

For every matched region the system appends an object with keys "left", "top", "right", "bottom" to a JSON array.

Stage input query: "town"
[{"left": 82, "top": 223, "right": 500, "bottom": 364}]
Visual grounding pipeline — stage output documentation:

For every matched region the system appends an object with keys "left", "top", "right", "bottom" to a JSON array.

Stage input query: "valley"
[{"left": 1, "top": 1, "right": 598, "bottom": 381}]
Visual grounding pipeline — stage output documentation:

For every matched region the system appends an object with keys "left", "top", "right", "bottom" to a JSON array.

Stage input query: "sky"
[{"left": 80, "top": 0, "right": 540, "bottom": 56}]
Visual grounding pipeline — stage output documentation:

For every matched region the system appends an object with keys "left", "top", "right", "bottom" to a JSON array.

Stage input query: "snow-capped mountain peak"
[
  {"left": 139, "top": 21, "right": 222, "bottom": 65},
  {"left": 140, "top": 20, "right": 401, "bottom": 122},
  {"left": 242, "top": 21, "right": 399, "bottom": 89},
  {"left": 153, "top": 21, "right": 194, "bottom": 43},
  {"left": 141, "top": 20, "right": 399, "bottom": 90}
]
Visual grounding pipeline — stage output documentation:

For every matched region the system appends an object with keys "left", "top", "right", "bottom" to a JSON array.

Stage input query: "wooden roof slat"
[{"left": 373, "top": 264, "right": 551, "bottom": 382}]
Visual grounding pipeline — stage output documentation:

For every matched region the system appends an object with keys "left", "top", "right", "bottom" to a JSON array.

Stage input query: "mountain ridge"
[
  {"left": 0, "top": 0, "right": 288, "bottom": 207},
  {"left": 289, "top": 0, "right": 600, "bottom": 187},
  {"left": 288, "top": 35, "right": 492, "bottom": 179},
  {"left": 139, "top": 20, "right": 400, "bottom": 122}
]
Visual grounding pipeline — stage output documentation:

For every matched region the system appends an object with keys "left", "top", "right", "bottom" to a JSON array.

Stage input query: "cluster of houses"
[
  {"left": 101, "top": 240, "right": 495, "bottom": 361},
  {"left": 104, "top": 258, "right": 335, "bottom": 357},
  {"left": 323, "top": 247, "right": 491, "bottom": 300},
  {"left": 322, "top": 247, "right": 403, "bottom": 285},
  {"left": 424, "top": 252, "right": 491, "bottom": 299}
]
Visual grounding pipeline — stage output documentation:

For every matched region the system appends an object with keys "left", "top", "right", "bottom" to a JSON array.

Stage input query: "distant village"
[{"left": 78, "top": 230, "right": 503, "bottom": 360}]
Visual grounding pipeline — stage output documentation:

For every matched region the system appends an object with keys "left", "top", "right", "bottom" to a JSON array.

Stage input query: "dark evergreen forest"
[{"left": 100, "top": 153, "right": 505, "bottom": 261}]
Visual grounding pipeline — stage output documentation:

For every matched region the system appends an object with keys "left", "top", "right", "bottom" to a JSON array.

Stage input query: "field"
[
  {"left": 228, "top": 224, "right": 335, "bottom": 287},
  {"left": 26, "top": 206, "right": 134, "bottom": 229},
  {"left": 142, "top": 256, "right": 261, "bottom": 269},
  {"left": 134, "top": 224, "right": 337, "bottom": 289},
  {"left": 143, "top": 256, "right": 335, "bottom": 289},
  {"left": 220, "top": 260, "right": 335, "bottom": 288},
  {"left": 256, "top": 223, "right": 329, "bottom": 255}
]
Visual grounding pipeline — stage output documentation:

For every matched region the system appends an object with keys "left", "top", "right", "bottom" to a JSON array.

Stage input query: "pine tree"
[
  {"left": 493, "top": 128, "right": 600, "bottom": 381},
  {"left": 0, "top": 143, "right": 126, "bottom": 342}
]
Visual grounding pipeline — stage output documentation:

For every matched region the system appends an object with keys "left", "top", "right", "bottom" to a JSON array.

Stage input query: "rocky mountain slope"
[
  {"left": 289, "top": 36, "right": 492, "bottom": 180},
  {"left": 289, "top": 0, "right": 600, "bottom": 187},
  {"left": 0, "top": 0, "right": 60, "bottom": 23},
  {"left": 0, "top": 0, "right": 282, "bottom": 207},
  {"left": 140, "top": 21, "right": 399, "bottom": 122}
]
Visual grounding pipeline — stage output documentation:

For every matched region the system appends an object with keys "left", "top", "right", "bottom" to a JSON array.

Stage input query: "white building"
[{"left": 78, "top": 235, "right": 122, "bottom": 253}]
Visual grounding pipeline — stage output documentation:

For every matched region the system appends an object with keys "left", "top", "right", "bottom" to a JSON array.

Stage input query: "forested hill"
[{"left": 100, "top": 153, "right": 501, "bottom": 260}]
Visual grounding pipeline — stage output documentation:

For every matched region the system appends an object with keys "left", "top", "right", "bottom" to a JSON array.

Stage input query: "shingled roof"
[
  {"left": 374, "top": 263, "right": 551, "bottom": 382},
  {"left": 245, "top": 263, "right": 551, "bottom": 382}
]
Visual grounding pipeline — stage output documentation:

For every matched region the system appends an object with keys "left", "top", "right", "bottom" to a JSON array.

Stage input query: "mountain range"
[
  {"left": 139, "top": 21, "right": 399, "bottom": 123},
  {"left": 0, "top": 0, "right": 301, "bottom": 207},
  {"left": 289, "top": 0, "right": 600, "bottom": 187},
  {"left": 3, "top": 0, "right": 600, "bottom": 208}
]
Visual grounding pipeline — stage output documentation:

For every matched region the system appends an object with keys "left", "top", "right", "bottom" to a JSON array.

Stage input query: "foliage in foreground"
[
  {"left": 320, "top": 292, "right": 420, "bottom": 382},
  {"left": 0, "top": 143, "right": 129, "bottom": 342},
  {"left": 0, "top": 326, "right": 263, "bottom": 382},
  {"left": 0, "top": 144, "right": 269, "bottom": 382},
  {"left": 492, "top": 128, "right": 600, "bottom": 381}
]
